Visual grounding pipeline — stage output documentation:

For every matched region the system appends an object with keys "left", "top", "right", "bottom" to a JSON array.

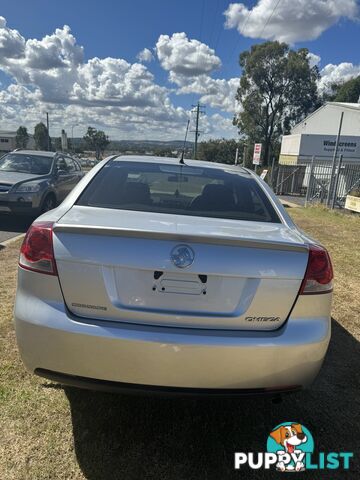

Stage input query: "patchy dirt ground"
[{"left": 1, "top": 207, "right": 359, "bottom": 479}]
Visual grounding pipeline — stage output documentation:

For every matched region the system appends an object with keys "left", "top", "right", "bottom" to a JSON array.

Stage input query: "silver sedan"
[{"left": 14, "top": 156, "right": 333, "bottom": 395}]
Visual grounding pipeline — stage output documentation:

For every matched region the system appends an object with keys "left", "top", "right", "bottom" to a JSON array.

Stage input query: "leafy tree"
[
  {"left": 334, "top": 76, "right": 360, "bottom": 103},
  {"left": 321, "top": 76, "right": 360, "bottom": 103},
  {"left": 318, "top": 83, "right": 341, "bottom": 104},
  {"left": 83, "top": 127, "right": 110, "bottom": 160},
  {"left": 234, "top": 42, "right": 319, "bottom": 165},
  {"left": 34, "top": 122, "right": 51, "bottom": 151},
  {"left": 197, "top": 139, "right": 244, "bottom": 165},
  {"left": 15, "top": 126, "right": 29, "bottom": 149}
]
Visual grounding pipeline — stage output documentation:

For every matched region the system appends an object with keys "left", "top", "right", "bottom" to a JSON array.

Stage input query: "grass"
[
  {"left": 289, "top": 206, "right": 360, "bottom": 337},
  {"left": 0, "top": 240, "right": 79, "bottom": 479},
  {"left": 0, "top": 207, "right": 359, "bottom": 479}
]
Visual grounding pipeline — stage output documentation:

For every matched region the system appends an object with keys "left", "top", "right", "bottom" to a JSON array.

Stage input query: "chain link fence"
[{"left": 271, "top": 156, "right": 360, "bottom": 209}]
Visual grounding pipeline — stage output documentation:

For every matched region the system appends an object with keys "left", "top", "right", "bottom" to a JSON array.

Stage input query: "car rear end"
[{"left": 14, "top": 157, "right": 333, "bottom": 394}]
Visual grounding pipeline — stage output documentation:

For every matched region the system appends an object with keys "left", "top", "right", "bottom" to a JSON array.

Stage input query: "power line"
[
  {"left": 222, "top": 2, "right": 255, "bottom": 70},
  {"left": 191, "top": 0, "right": 206, "bottom": 107},
  {"left": 259, "top": 0, "right": 282, "bottom": 37},
  {"left": 209, "top": 0, "right": 221, "bottom": 47},
  {"left": 211, "top": 0, "right": 228, "bottom": 53},
  {"left": 222, "top": 0, "right": 282, "bottom": 73}
]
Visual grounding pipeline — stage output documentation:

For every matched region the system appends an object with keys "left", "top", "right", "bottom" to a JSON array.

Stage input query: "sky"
[{"left": 0, "top": 0, "right": 359, "bottom": 141}]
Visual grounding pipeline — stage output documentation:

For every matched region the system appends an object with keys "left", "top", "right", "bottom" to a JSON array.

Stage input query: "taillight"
[
  {"left": 299, "top": 245, "right": 333, "bottom": 295},
  {"left": 19, "top": 222, "right": 57, "bottom": 276}
]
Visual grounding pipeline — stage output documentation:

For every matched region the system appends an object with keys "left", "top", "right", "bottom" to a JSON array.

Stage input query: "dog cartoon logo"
[{"left": 267, "top": 422, "right": 314, "bottom": 472}]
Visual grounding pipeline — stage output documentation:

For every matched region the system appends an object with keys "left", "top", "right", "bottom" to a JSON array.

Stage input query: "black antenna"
[{"left": 180, "top": 119, "right": 190, "bottom": 165}]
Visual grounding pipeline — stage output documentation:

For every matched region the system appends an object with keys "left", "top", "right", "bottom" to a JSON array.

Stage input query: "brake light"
[
  {"left": 19, "top": 222, "right": 57, "bottom": 276},
  {"left": 299, "top": 245, "right": 333, "bottom": 295}
]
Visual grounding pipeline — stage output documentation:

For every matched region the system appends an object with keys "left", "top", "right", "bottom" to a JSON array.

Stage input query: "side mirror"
[{"left": 56, "top": 168, "right": 67, "bottom": 177}]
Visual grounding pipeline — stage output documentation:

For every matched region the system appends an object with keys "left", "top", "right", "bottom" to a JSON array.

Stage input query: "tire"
[{"left": 41, "top": 194, "right": 56, "bottom": 213}]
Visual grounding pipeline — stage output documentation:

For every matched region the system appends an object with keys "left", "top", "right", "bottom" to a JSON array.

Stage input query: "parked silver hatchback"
[{"left": 14, "top": 156, "right": 333, "bottom": 395}]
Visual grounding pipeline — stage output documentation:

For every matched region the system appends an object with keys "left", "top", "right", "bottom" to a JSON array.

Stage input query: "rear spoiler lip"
[{"left": 53, "top": 224, "right": 309, "bottom": 253}]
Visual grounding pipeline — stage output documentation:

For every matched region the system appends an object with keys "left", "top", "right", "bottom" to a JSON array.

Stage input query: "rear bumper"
[
  {"left": 14, "top": 314, "right": 330, "bottom": 390},
  {"left": 14, "top": 268, "right": 331, "bottom": 392},
  {"left": 34, "top": 368, "right": 301, "bottom": 396}
]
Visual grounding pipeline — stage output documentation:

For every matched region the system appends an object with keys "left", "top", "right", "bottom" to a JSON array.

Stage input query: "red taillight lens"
[
  {"left": 300, "top": 245, "right": 333, "bottom": 295},
  {"left": 19, "top": 222, "right": 57, "bottom": 276}
]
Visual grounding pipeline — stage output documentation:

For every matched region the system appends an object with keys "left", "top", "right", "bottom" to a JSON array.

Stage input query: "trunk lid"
[{"left": 53, "top": 206, "right": 309, "bottom": 330}]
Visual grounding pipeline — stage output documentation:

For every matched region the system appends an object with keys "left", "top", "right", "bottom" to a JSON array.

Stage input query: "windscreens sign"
[{"left": 299, "top": 134, "right": 360, "bottom": 159}]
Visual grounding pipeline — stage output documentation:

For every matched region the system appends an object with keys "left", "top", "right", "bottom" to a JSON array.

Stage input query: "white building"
[
  {"left": 280, "top": 102, "right": 360, "bottom": 165},
  {"left": 0, "top": 130, "right": 35, "bottom": 152}
]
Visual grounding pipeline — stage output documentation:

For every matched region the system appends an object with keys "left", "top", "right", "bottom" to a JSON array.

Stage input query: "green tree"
[
  {"left": 15, "top": 126, "right": 29, "bottom": 149},
  {"left": 234, "top": 42, "right": 319, "bottom": 165},
  {"left": 34, "top": 122, "right": 50, "bottom": 151},
  {"left": 334, "top": 76, "right": 360, "bottom": 103},
  {"left": 197, "top": 139, "right": 244, "bottom": 165},
  {"left": 321, "top": 76, "right": 360, "bottom": 103},
  {"left": 318, "top": 83, "right": 341, "bottom": 103},
  {"left": 83, "top": 127, "right": 110, "bottom": 160}
]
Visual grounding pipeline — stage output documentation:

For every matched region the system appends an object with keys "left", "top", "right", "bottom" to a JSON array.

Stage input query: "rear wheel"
[{"left": 41, "top": 194, "right": 56, "bottom": 213}]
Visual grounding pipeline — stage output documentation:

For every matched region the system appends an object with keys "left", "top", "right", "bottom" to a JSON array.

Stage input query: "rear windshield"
[
  {"left": 77, "top": 161, "right": 280, "bottom": 223},
  {"left": 0, "top": 153, "right": 53, "bottom": 175}
]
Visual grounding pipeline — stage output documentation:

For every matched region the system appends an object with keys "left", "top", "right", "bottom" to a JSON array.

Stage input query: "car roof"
[
  {"left": 112, "top": 155, "right": 251, "bottom": 175},
  {"left": 11, "top": 150, "right": 57, "bottom": 157}
]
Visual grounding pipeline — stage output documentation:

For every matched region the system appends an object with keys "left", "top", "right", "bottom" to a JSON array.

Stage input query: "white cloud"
[
  {"left": 0, "top": 22, "right": 84, "bottom": 99},
  {"left": 156, "top": 32, "right": 221, "bottom": 77},
  {"left": 0, "top": 16, "right": 25, "bottom": 58},
  {"left": 0, "top": 17, "right": 188, "bottom": 138},
  {"left": 72, "top": 58, "right": 169, "bottom": 108},
  {"left": 307, "top": 52, "right": 321, "bottom": 68},
  {"left": 136, "top": 48, "right": 154, "bottom": 62},
  {"left": 0, "top": 19, "right": 169, "bottom": 110},
  {"left": 25, "top": 25, "right": 83, "bottom": 70},
  {"left": 175, "top": 75, "right": 239, "bottom": 113},
  {"left": 203, "top": 114, "right": 238, "bottom": 139},
  {"left": 153, "top": 31, "right": 240, "bottom": 126},
  {"left": 154, "top": 33, "right": 237, "bottom": 114},
  {"left": 0, "top": 82, "right": 192, "bottom": 140},
  {"left": 0, "top": 18, "right": 237, "bottom": 140},
  {"left": 200, "top": 79, "right": 240, "bottom": 113},
  {"left": 224, "top": 0, "right": 359, "bottom": 43},
  {"left": 318, "top": 62, "right": 360, "bottom": 93}
]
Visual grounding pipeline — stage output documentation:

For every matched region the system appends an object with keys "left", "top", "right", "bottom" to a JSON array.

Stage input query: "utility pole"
[
  {"left": 243, "top": 143, "right": 248, "bottom": 167},
  {"left": 234, "top": 147, "right": 239, "bottom": 165},
  {"left": 194, "top": 103, "right": 200, "bottom": 159},
  {"left": 46, "top": 112, "right": 50, "bottom": 151},
  {"left": 326, "top": 111, "right": 344, "bottom": 207},
  {"left": 331, "top": 154, "right": 343, "bottom": 210},
  {"left": 71, "top": 124, "right": 78, "bottom": 153},
  {"left": 191, "top": 102, "right": 205, "bottom": 159}
]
